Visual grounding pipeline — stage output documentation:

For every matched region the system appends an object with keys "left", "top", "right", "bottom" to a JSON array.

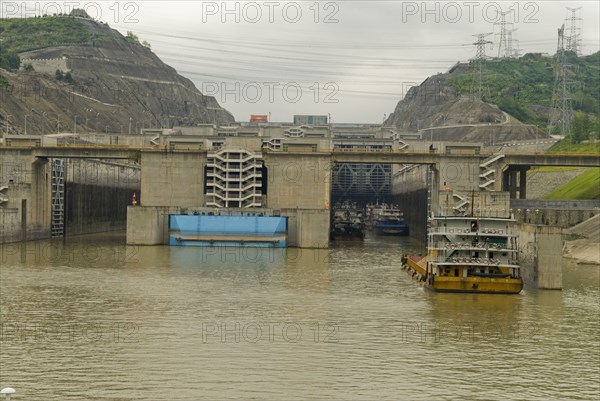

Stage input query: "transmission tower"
[
  {"left": 548, "top": 25, "right": 573, "bottom": 137},
  {"left": 507, "top": 28, "right": 519, "bottom": 57},
  {"left": 565, "top": 7, "right": 582, "bottom": 54},
  {"left": 495, "top": 10, "right": 514, "bottom": 58},
  {"left": 472, "top": 33, "right": 493, "bottom": 99}
]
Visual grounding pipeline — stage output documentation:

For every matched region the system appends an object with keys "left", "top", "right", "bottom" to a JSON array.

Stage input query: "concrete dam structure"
[{"left": 2, "top": 130, "right": 599, "bottom": 290}]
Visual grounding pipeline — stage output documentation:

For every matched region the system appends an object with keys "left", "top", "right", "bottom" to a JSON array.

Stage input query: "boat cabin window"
[
  {"left": 454, "top": 269, "right": 459, "bottom": 277},
  {"left": 470, "top": 221, "right": 478, "bottom": 232}
]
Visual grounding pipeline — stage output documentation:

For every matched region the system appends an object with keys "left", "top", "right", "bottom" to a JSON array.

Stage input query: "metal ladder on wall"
[
  {"left": 51, "top": 159, "right": 65, "bottom": 237},
  {"left": 426, "top": 166, "right": 433, "bottom": 235}
]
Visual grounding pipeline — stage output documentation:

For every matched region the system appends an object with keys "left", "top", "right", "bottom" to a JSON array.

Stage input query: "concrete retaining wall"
[
  {"left": 21, "top": 57, "right": 69, "bottom": 75},
  {"left": 511, "top": 199, "right": 599, "bottom": 229}
]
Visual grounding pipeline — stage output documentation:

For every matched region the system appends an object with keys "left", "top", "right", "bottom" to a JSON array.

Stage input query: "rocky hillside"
[
  {"left": 385, "top": 52, "right": 600, "bottom": 144},
  {"left": 0, "top": 12, "right": 234, "bottom": 136},
  {"left": 384, "top": 65, "right": 545, "bottom": 144}
]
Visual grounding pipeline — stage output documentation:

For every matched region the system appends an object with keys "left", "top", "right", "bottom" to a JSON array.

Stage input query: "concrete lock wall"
[
  {"left": 265, "top": 153, "right": 331, "bottom": 248},
  {"left": 392, "top": 165, "right": 428, "bottom": 241},
  {"left": 129, "top": 152, "right": 332, "bottom": 248},
  {"left": 1, "top": 149, "right": 140, "bottom": 243},
  {"left": 0, "top": 150, "right": 52, "bottom": 243},
  {"left": 126, "top": 206, "right": 331, "bottom": 248},
  {"left": 264, "top": 153, "right": 331, "bottom": 210},
  {"left": 518, "top": 223, "right": 563, "bottom": 290},
  {"left": 141, "top": 152, "right": 207, "bottom": 207},
  {"left": 437, "top": 156, "right": 482, "bottom": 192},
  {"left": 65, "top": 159, "right": 140, "bottom": 236}
]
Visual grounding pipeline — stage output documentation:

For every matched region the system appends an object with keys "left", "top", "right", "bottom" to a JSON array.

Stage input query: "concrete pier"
[
  {"left": 518, "top": 224, "right": 563, "bottom": 289},
  {"left": 126, "top": 206, "right": 170, "bottom": 245}
]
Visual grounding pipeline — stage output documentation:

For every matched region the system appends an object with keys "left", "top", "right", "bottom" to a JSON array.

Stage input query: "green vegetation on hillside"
[
  {"left": 448, "top": 52, "right": 600, "bottom": 129},
  {"left": 571, "top": 111, "right": 600, "bottom": 143},
  {"left": 125, "top": 31, "right": 139, "bottom": 44},
  {"left": 0, "top": 16, "right": 92, "bottom": 53},
  {"left": 547, "top": 140, "right": 600, "bottom": 154},
  {"left": 0, "top": 47, "right": 20, "bottom": 71},
  {"left": 545, "top": 168, "right": 600, "bottom": 200}
]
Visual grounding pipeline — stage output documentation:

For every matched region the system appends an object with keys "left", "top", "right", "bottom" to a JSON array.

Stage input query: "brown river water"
[{"left": 1, "top": 232, "right": 598, "bottom": 400}]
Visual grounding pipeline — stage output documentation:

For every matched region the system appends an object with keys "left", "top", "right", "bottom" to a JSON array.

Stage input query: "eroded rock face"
[
  {"left": 1, "top": 16, "right": 234, "bottom": 135},
  {"left": 384, "top": 71, "right": 544, "bottom": 144}
]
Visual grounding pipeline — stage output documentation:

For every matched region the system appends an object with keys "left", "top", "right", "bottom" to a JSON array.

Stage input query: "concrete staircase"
[
  {"left": 479, "top": 154, "right": 504, "bottom": 191},
  {"left": 205, "top": 149, "right": 263, "bottom": 208},
  {"left": 452, "top": 193, "right": 470, "bottom": 215}
]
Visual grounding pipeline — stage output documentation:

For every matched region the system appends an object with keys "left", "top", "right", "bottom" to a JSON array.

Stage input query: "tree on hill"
[
  {"left": 572, "top": 112, "right": 591, "bottom": 143},
  {"left": 125, "top": 31, "right": 139, "bottom": 44},
  {"left": 0, "top": 48, "right": 20, "bottom": 71}
]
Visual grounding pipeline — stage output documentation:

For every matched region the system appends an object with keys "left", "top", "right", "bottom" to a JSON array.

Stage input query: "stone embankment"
[
  {"left": 526, "top": 168, "right": 590, "bottom": 199},
  {"left": 563, "top": 214, "right": 600, "bottom": 265}
]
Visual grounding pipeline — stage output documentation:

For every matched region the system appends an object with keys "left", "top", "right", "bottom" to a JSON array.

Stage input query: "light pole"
[
  {"left": 57, "top": 114, "right": 61, "bottom": 133},
  {"left": 24, "top": 115, "right": 29, "bottom": 135},
  {"left": 128, "top": 117, "right": 132, "bottom": 135},
  {"left": 74, "top": 115, "right": 78, "bottom": 134},
  {"left": 95, "top": 112, "right": 100, "bottom": 132}
]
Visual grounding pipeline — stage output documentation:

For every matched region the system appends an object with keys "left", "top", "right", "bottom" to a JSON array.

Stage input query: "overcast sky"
[{"left": 12, "top": 1, "right": 600, "bottom": 123}]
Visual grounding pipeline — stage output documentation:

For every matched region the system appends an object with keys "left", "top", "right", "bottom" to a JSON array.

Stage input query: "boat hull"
[
  {"left": 430, "top": 276, "right": 523, "bottom": 294},
  {"left": 374, "top": 226, "right": 409, "bottom": 236},
  {"left": 405, "top": 256, "right": 523, "bottom": 294},
  {"left": 331, "top": 227, "right": 365, "bottom": 241}
]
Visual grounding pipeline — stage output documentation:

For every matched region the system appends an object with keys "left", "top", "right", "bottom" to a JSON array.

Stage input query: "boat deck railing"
[{"left": 429, "top": 242, "right": 517, "bottom": 252}]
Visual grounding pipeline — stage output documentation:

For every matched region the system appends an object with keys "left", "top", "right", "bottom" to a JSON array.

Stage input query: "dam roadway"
[{"left": 24, "top": 145, "right": 600, "bottom": 168}]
